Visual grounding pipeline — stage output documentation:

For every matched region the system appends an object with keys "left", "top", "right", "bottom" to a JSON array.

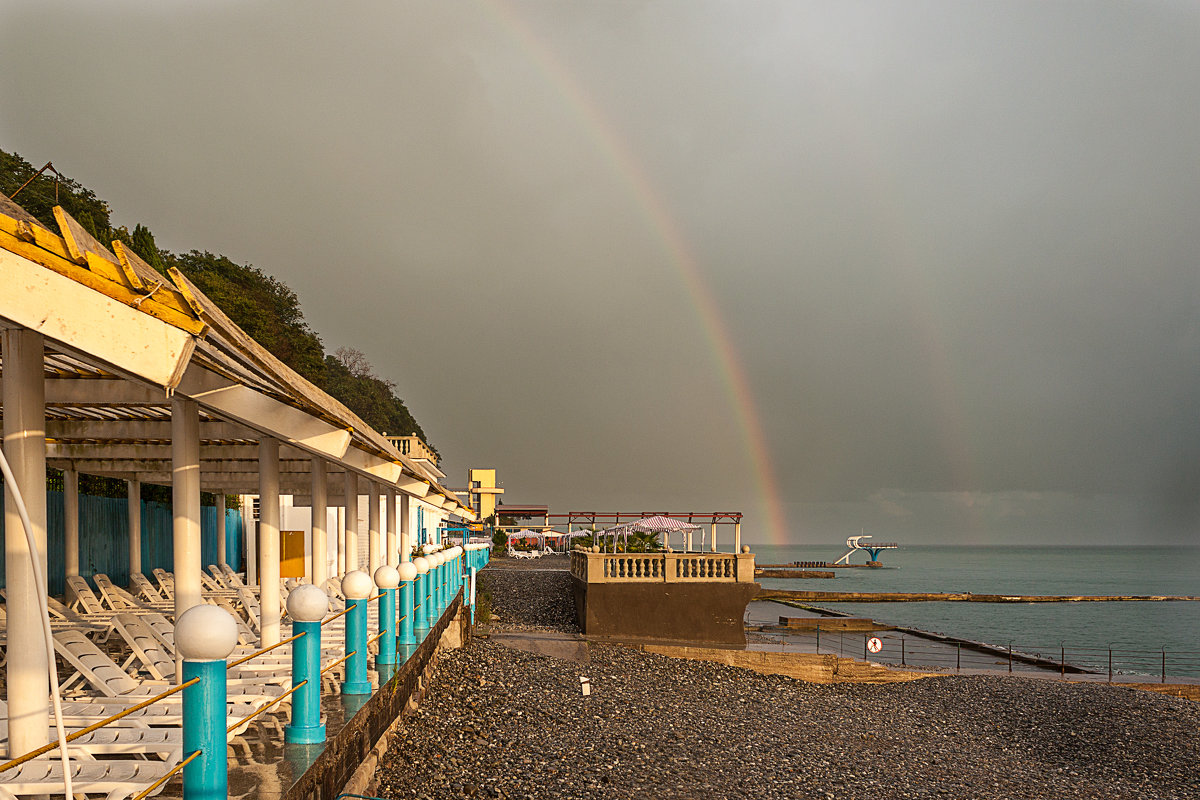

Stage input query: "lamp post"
[
  {"left": 284, "top": 584, "right": 328, "bottom": 744},
  {"left": 374, "top": 565, "right": 399, "bottom": 666},
  {"left": 341, "top": 570, "right": 373, "bottom": 695},
  {"left": 177, "top": 606, "right": 238, "bottom": 800}
]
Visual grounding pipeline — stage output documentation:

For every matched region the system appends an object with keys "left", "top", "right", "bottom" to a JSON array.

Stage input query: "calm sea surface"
[{"left": 751, "top": 545, "right": 1200, "bottom": 657}]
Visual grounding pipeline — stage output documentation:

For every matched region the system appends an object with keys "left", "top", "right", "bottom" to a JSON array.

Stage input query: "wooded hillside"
[{"left": 0, "top": 149, "right": 434, "bottom": 453}]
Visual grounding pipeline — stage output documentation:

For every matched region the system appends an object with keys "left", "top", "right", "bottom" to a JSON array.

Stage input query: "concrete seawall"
[{"left": 625, "top": 642, "right": 934, "bottom": 684}]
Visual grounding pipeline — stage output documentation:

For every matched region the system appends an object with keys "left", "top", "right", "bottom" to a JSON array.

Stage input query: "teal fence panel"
[
  {"left": 0, "top": 486, "right": 240, "bottom": 594},
  {"left": 225, "top": 509, "right": 244, "bottom": 572}
]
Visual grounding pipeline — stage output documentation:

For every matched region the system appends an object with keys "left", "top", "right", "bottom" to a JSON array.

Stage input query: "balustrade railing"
[{"left": 571, "top": 549, "right": 754, "bottom": 583}]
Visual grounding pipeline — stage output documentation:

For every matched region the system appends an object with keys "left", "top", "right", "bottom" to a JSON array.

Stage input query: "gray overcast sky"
[{"left": 4, "top": 1, "right": 1200, "bottom": 545}]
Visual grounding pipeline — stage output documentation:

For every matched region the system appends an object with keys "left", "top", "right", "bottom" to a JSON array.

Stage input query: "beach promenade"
[{"left": 371, "top": 556, "right": 1200, "bottom": 799}]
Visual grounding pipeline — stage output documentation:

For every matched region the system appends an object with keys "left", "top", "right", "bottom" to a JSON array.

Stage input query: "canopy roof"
[
  {"left": 612, "top": 515, "right": 702, "bottom": 533},
  {"left": 0, "top": 197, "right": 471, "bottom": 516}
]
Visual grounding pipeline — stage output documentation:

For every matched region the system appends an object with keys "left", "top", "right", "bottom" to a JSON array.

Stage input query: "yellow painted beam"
[{"left": 0, "top": 221, "right": 207, "bottom": 335}]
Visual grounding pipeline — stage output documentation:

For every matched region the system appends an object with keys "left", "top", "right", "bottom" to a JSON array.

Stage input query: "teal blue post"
[
  {"left": 469, "top": 566, "right": 478, "bottom": 624},
  {"left": 177, "top": 606, "right": 238, "bottom": 800},
  {"left": 183, "top": 660, "right": 226, "bottom": 800},
  {"left": 341, "top": 570, "right": 372, "bottom": 695},
  {"left": 374, "top": 565, "right": 399, "bottom": 666},
  {"left": 434, "top": 557, "right": 445, "bottom": 613},
  {"left": 398, "top": 562, "right": 417, "bottom": 648},
  {"left": 285, "top": 620, "right": 325, "bottom": 743},
  {"left": 377, "top": 590, "right": 396, "bottom": 664},
  {"left": 413, "top": 557, "right": 430, "bottom": 641},
  {"left": 430, "top": 556, "right": 443, "bottom": 618}
]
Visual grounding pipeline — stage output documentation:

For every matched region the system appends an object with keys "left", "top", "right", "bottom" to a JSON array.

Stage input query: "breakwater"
[
  {"left": 758, "top": 589, "right": 1200, "bottom": 603},
  {"left": 755, "top": 568, "right": 835, "bottom": 578}
]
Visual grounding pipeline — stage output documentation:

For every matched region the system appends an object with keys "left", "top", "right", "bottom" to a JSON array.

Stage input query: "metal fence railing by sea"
[{"left": 755, "top": 628, "right": 1200, "bottom": 682}]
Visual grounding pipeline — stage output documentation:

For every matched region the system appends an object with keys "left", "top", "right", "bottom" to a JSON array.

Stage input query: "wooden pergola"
[{"left": 0, "top": 193, "right": 473, "bottom": 756}]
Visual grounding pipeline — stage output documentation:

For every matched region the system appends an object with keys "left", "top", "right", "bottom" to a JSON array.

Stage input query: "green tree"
[{"left": 1, "top": 147, "right": 437, "bottom": 455}]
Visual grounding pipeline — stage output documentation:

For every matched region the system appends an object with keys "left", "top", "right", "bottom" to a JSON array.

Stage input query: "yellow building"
[{"left": 465, "top": 468, "right": 503, "bottom": 520}]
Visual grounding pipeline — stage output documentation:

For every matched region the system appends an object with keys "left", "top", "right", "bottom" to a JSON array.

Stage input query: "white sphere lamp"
[
  {"left": 286, "top": 584, "right": 329, "bottom": 623},
  {"left": 374, "top": 565, "right": 400, "bottom": 589},
  {"left": 176, "top": 605, "right": 239, "bottom": 661},
  {"left": 341, "top": 569, "right": 373, "bottom": 599}
]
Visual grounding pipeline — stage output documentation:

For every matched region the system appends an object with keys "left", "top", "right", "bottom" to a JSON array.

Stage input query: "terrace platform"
[{"left": 569, "top": 550, "right": 759, "bottom": 645}]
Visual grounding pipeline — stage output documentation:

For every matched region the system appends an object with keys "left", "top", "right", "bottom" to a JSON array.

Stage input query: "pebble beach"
[{"left": 373, "top": 558, "right": 1200, "bottom": 799}]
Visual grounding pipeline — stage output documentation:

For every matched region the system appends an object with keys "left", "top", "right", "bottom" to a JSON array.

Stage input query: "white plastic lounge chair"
[
  {"left": 53, "top": 629, "right": 282, "bottom": 705},
  {"left": 0, "top": 756, "right": 177, "bottom": 800},
  {"left": 110, "top": 614, "right": 292, "bottom": 686},
  {"left": 0, "top": 698, "right": 259, "bottom": 734},
  {"left": 0, "top": 720, "right": 181, "bottom": 761},
  {"left": 66, "top": 577, "right": 110, "bottom": 616},
  {"left": 130, "top": 573, "right": 167, "bottom": 603},
  {"left": 93, "top": 575, "right": 171, "bottom": 613}
]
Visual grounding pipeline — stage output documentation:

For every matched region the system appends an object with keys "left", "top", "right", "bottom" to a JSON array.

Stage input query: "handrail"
[
  {"left": 228, "top": 632, "right": 304, "bottom": 670},
  {"left": 321, "top": 606, "right": 352, "bottom": 626},
  {"left": 0, "top": 677, "right": 201, "bottom": 772},
  {"left": 367, "top": 631, "right": 385, "bottom": 646},
  {"left": 321, "top": 652, "right": 354, "bottom": 675},
  {"left": 227, "top": 681, "right": 307, "bottom": 733},
  {"left": 129, "top": 749, "right": 202, "bottom": 800},
  {"left": 367, "top": 593, "right": 385, "bottom": 602}
]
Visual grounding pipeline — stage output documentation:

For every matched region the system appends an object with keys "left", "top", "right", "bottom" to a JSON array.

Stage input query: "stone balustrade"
[{"left": 570, "top": 550, "right": 756, "bottom": 584}]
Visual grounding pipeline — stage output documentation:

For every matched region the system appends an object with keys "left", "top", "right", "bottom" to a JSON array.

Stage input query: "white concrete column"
[
  {"left": 64, "top": 466, "right": 79, "bottom": 578},
  {"left": 399, "top": 492, "right": 411, "bottom": 562},
  {"left": 311, "top": 458, "right": 327, "bottom": 588},
  {"left": 368, "top": 480, "right": 380, "bottom": 575},
  {"left": 171, "top": 396, "right": 203, "bottom": 675},
  {"left": 734, "top": 522, "right": 742, "bottom": 553},
  {"left": 2, "top": 328, "right": 49, "bottom": 756},
  {"left": 216, "top": 493, "right": 227, "bottom": 567},
  {"left": 128, "top": 477, "right": 141, "bottom": 578},
  {"left": 258, "top": 437, "right": 281, "bottom": 646},
  {"left": 685, "top": 530, "right": 692, "bottom": 553},
  {"left": 344, "top": 471, "right": 358, "bottom": 572},
  {"left": 711, "top": 523, "right": 717, "bottom": 553},
  {"left": 386, "top": 488, "right": 397, "bottom": 567},
  {"left": 336, "top": 505, "right": 345, "bottom": 575}
]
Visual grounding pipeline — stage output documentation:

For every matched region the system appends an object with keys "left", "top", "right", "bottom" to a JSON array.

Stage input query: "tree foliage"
[
  {"left": 324, "top": 348, "right": 430, "bottom": 446},
  {"left": 0, "top": 147, "right": 436, "bottom": 461}
]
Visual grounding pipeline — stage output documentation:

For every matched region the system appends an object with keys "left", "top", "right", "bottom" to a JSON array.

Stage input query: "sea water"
[{"left": 751, "top": 545, "right": 1200, "bottom": 661}]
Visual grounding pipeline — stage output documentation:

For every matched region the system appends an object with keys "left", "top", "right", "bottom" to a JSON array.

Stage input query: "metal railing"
[
  {"left": 0, "top": 678, "right": 200, "bottom": 771},
  {"left": 763, "top": 627, "right": 1200, "bottom": 681}
]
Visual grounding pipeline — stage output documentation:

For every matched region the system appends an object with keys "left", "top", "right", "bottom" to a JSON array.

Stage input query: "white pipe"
[{"left": 0, "top": 444, "right": 73, "bottom": 797}]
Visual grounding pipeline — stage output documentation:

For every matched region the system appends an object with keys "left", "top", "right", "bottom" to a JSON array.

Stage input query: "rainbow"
[{"left": 480, "top": 1, "right": 789, "bottom": 543}]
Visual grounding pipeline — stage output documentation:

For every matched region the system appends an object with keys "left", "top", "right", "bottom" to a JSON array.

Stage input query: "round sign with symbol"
[{"left": 867, "top": 637, "right": 883, "bottom": 654}]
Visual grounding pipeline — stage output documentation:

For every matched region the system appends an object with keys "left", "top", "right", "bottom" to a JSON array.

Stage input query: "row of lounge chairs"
[
  {"left": 0, "top": 564, "right": 357, "bottom": 800},
  {"left": 507, "top": 546, "right": 556, "bottom": 559}
]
